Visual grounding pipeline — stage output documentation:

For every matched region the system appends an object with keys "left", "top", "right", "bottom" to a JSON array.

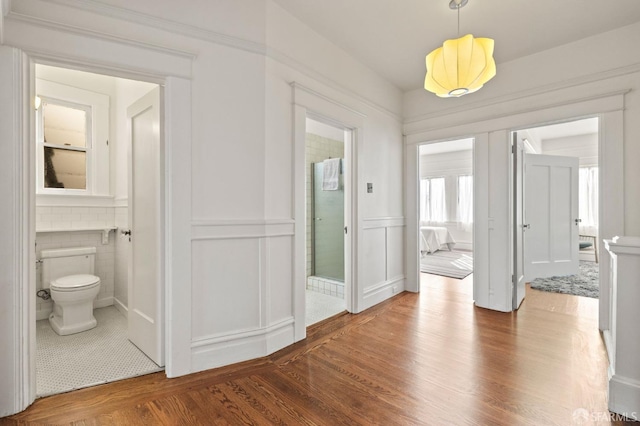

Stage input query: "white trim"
[
  {"left": 190, "top": 318, "right": 295, "bottom": 373},
  {"left": 405, "top": 64, "right": 638, "bottom": 125},
  {"left": 362, "top": 217, "right": 405, "bottom": 229},
  {"left": 6, "top": 10, "right": 197, "bottom": 60},
  {"left": 6, "top": 0, "right": 402, "bottom": 121},
  {"left": 292, "top": 82, "right": 363, "bottom": 340},
  {"left": 113, "top": 297, "right": 128, "bottom": 318},
  {"left": 609, "top": 375, "right": 640, "bottom": 418}
]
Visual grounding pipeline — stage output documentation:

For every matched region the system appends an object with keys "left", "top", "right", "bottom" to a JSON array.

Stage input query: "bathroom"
[
  {"left": 34, "top": 64, "right": 162, "bottom": 396},
  {"left": 305, "top": 118, "right": 347, "bottom": 325}
]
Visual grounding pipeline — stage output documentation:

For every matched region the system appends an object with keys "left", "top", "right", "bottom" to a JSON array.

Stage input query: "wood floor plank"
[{"left": 2, "top": 274, "right": 635, "bottom": 425}]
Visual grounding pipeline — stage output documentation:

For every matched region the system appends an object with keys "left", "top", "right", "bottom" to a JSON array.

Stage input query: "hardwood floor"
[{"left": 3, "top": 274, "right": 635, "bottom": 425}]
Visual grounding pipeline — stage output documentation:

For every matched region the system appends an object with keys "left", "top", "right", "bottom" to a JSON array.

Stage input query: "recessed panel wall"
[{"left": 191, "top": 238, "right": 261, "bottom": 340}]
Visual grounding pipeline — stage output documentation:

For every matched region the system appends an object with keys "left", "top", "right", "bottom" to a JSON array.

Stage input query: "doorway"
[
  {"left": 304, "top": 117, "right": 348, "bottom": 326},
  {"left": 513, "top": 117, "right": 600, "bottom": 308},
  {"left": 32, "top": 64, "right": 164, "bottom": 396},
  {"left": 417, "top": 138, "right": 474, "bottom": 287}
]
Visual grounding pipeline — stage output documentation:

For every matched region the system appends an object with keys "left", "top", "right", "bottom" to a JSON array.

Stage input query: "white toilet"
[{"left": 41, "top": 247, "right": 102, "bottom": 336}]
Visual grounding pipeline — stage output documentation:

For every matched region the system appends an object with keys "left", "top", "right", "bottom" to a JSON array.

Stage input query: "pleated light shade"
[{"left": 424, "top": 34, "right": 496, "bottom": 98}]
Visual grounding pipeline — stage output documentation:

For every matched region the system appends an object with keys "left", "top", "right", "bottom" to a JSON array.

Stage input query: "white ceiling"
[{"left": 273, "top": 0, "right": 640, "bottom": 92}]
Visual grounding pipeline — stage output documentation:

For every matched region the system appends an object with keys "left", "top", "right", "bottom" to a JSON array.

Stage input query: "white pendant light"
[{"left": 424, "top": 0, "right": 496, "bottom": 98}]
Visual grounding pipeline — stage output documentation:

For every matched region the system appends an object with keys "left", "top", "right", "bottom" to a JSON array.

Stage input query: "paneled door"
[
  {"left": 127, "top": 87, "right": 164, "bottom": 366},
  {"left": 524, "top": 153, "right": 579, "bottom": 281}
]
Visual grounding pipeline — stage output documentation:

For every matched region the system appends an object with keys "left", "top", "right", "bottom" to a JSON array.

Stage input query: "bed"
[{"left": 420, "top": 226, "right": 456, "bottom": 255}]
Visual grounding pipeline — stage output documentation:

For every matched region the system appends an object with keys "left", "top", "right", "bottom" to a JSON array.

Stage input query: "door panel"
[
  {"left": 127, "top": 87, "right": 164, "bottom": 366},
  {"left": 525, "top": 154, "right": 579, "bottom": 280},
  {"left": 513, "top": 134, "right": 526, "bottom": 309}
]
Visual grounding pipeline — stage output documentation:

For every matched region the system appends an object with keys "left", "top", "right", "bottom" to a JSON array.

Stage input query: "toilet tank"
[{"left": 41, "top": 247, "right": 96, "bottom": 289}]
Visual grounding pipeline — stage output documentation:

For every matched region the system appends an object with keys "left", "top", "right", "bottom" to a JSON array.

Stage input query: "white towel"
[{"left": 322, "top": 158, "right": 341, "bottom": 191}]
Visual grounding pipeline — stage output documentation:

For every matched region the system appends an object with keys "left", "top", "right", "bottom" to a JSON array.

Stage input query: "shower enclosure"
[{"left": 311, "top": 161, "right": 344, "bottom": 282}]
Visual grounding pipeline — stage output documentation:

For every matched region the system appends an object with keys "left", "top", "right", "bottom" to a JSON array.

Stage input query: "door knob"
[
  {"left": 575, "top": 218, "right": 582, "bottom": 225},
  {"left": 121, "top": 229, "right": 132, "bottom": 236},
  {"left": 523, "top": 224, "right": 531, "bottom": 229}
]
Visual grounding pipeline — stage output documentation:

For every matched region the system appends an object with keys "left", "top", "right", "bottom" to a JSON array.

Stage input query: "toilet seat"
[{"left": 50, "top": 274, "right": 101, "bottom": 292}]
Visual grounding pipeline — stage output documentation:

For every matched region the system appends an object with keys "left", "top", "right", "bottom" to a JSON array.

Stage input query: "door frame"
[
  {"left": 510, "top": 112, "right": 621, "bottom": 328},
  {"left": 11, "top": 51, "right": 192, "bottom": 412},
  {"left": 292, "top": 82, "right": 362, "bottom": 341},
  {"left": 412, "top": 137, "right": 477, "bottom": 292},
  {"left": 405, "top": 92, "right": 624, "bottom": 325}
]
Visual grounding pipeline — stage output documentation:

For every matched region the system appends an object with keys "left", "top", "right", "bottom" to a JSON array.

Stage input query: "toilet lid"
[{"left": 51, "top": 274, "right": 100, "bottom": 290}]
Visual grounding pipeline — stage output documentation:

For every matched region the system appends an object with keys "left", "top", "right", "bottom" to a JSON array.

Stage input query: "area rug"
[
  {"left": 530, "top": 261, "right": 599, "bottom": 298},
  {"left": 420, "top": 250, "right": 473, "bottom": 279}
]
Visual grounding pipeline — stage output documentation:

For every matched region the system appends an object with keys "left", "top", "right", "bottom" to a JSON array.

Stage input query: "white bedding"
[{"left": 420, "top": 226, "right": 456, "bottom": 254}]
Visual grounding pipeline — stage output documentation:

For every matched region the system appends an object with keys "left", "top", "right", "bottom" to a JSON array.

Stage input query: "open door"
[
  {"left": 524, "top": 153, "right": 579, "bottom": 280},
  {"left": 127, "top": 87, "right": 164, "bottom": 366},
  {"left": 513, "top": 134, "right": 526, "bottom": 309}
]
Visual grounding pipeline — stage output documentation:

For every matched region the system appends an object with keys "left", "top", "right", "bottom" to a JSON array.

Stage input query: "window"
[
  {"left": 38, "top": 98, "right": 92, "bottom": 191},
  {"left": 35, "top": 78, "right": 110, "bottom": 198},
  {"left": 579, "top": 166, "right": 599, "bottom": 229},
  {"left": 420, "top": 177, "right": 447, "bottom": 223},
  {"left": 457, "top": 175, "right": 473, "bottom": 226}
]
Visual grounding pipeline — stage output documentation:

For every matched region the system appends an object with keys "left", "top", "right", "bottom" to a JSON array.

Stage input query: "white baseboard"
[
  {"left": 94, "top": 296, "right": 114, "bottom": 309},
  {"left": 191, "top": 319, "right": 294, "bottom": 374},
  {"left": 113, "top": 297, "right": 128, "bottom": 317},
  {"left": 609, "top": 374, "right": 640, "bottom": 420}
]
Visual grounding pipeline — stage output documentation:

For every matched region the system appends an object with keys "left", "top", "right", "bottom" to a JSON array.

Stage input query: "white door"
[
  {"left": 512, "top": 135, "right": 526, "bottom": 309},
  {"left": 127, "top": 87, "right": 164, "bottom": 366},
  {"left": 524, "top": 153, "right": 579, "bottom": 280}
]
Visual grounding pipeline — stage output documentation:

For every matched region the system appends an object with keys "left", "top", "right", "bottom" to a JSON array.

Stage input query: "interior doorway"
[
  {"left": 513, "top": 117, "right": 600, "bottom": 307},
  {"left": 304, "top": 117, "right": 348, "bottom": 326},
  {"left": 32, "top": 63, "right": 164, "bottom": 397},
  {"left": 417, "top": 138, "right": 474, "bottom": 287}
]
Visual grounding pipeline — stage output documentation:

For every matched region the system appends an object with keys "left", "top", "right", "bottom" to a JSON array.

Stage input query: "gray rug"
[
  {"left": 420, "top": 250, "right": 473, "bottom": 279},
  {"left": 530, "top": 261, "right": 599, "bottom": 298}
]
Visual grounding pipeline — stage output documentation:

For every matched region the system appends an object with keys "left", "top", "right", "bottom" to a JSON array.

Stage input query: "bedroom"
[{"left": 419, "top": 139, "right": 474, "bottom": 282}]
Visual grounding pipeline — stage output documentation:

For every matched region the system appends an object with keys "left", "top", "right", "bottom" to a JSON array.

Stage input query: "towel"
[{"left": 322, "top": 158, "right": 341, "bottom": 191}]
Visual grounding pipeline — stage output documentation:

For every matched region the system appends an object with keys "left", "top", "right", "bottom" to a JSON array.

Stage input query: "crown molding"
[
  {"left": 45, "top": 0, "right": 267, "bottom": 57},
  {"left": 39, "top": 0, "right": 402, "bottom": 121},
  {"left": 405, "top": 62, "right": 640, "bottom": 127}
]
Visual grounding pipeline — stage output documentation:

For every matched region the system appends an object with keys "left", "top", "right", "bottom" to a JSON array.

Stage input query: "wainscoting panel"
[
  {"left": 190, "top": 238, "right": 261, "bottom": 340},
  {"left": 267, "top": 236, "right": 293, "bottom": 325},
  {"left": 386, "top": 225, "right": 404, "bottom": 281},
  {"left": 189, "top": 220, "right": 295, "bottom": 372},
  {"left": 361, "top": 217, "right": 406, "bottom": 307},
  {"left": 362, "top": 227, "right": 386, "bottom": 292}
]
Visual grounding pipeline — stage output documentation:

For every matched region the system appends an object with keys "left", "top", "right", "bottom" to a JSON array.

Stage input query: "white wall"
[
  {"left": 0, "top": 0, "right": 405, "bottom": 414},
  {"left": 541, "top": 133, "right": 598, "bottom": 166}
]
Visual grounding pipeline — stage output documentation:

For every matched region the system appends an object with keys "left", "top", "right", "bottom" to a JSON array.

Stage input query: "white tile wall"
[
  {"left": 305, "top": 133, "right": 344, "bottom": 278},
  {"left": 36, "top": 206, "right": 115, "bottom": 230},
  {"left": 306, "top": 276, "right": 345, "bottom": 299}
]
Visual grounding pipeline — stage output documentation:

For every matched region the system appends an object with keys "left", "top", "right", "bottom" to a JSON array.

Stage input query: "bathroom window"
[{"left": 36, "top": 97, "right": 94, "bottom": 194}]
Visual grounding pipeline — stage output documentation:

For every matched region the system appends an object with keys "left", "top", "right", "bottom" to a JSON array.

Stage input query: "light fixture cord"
[{"left": 457, "top": 4, "right": 460, "bottom": 36}]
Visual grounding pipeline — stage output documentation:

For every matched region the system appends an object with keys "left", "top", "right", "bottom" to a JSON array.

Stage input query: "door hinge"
[
  {"left": 344, "top": 226, "right": 348, "bottom": 234},
  {"left": 106, "top": 139, "right": 109, "bottom": 146},
  {"left": 512, "top": 144, "right": 516, "bottom": 154}
]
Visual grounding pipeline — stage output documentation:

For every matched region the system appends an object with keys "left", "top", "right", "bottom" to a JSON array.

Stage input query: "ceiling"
[{"left": 273, "top": 0, "right": 640, "bottom": 92}]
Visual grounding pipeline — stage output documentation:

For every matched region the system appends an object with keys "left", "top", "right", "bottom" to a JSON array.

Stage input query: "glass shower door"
[{"left": 312, "top": 162, "right": 345, "bottom": 281}]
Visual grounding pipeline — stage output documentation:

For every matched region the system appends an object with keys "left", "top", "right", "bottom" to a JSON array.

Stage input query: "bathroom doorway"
[
  {"left": 304, "top": 118, "right": 347, "bottom": 326},
  {"left": 32, "top": 63, "right": 164, "bottom": 397}
]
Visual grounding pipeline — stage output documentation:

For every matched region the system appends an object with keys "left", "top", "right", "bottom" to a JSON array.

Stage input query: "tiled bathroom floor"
[
  {"left": 306, "top": 290, "right": 346, "bottom": 326},
  {"left": 36, "top": 306, "right": 162, "bottom": 397}
]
